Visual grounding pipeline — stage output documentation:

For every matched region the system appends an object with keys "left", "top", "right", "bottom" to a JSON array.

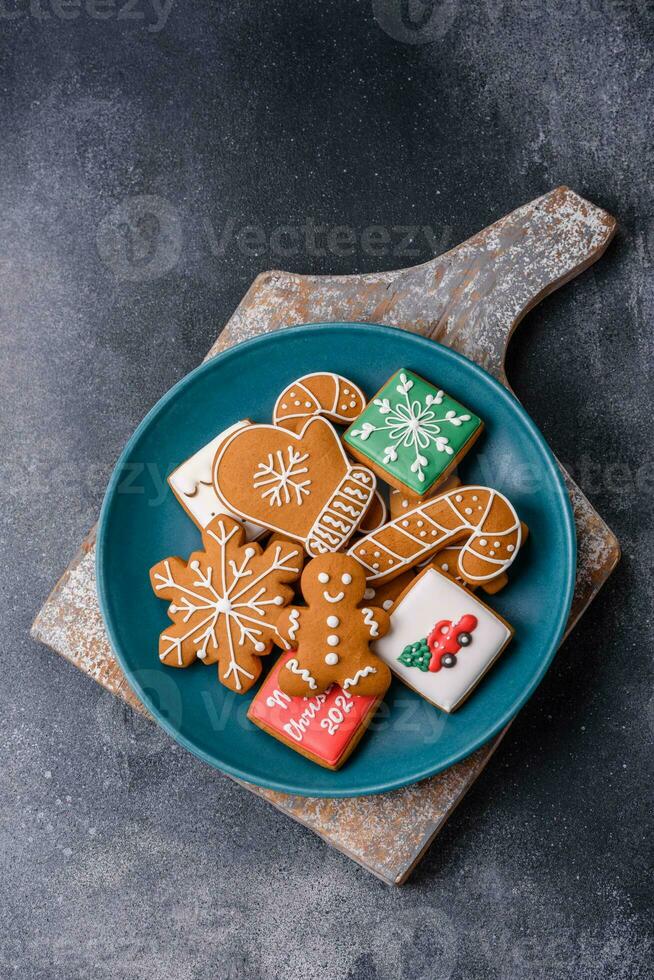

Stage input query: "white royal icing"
[
  {"left": 282, "top": 693, "right": 328, "bottom": 741},
  {"left": 342, "top": 666, "right": 377, "bottom": 690},
  {"left": 373, "top": 568, "right": 512, "bottom": 713},
  {"left": 168, "top": 421, "right": 265, "bottom": 537},
  {"left": 361, "top": 607, "right": 380, "bottom": 638},
  {"left": 253, "top": 446, "right": 311, "bottom": 507},
  {"left": 285, "top": 658, "right": 318, "bottom": 691},
  {"left": 287, "top": 609, "right": 300, "bottom": 642}
]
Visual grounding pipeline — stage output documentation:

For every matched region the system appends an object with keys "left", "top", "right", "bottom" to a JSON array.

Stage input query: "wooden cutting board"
[{"left": 31, "top": 186, "right": 619, "bottom": 885}]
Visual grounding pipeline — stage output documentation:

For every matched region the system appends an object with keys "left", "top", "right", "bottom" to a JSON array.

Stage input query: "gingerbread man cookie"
[
  {"left": 150, "top": 516, "right": 302, "bottom": 693},
  {"left": 275, "top": 554, "right": 392, "bottom": 698}
]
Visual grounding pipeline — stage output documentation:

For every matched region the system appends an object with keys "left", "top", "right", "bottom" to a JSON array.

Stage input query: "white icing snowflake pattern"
[
  {"left": 151, "top": 518, "right": 301, "bottom": 692},
  {"left": 253, "top": 446, "right": 311, "bottom": 507},
  {"left": 351, "top": 372, "right": 471, "bottom": 483}
]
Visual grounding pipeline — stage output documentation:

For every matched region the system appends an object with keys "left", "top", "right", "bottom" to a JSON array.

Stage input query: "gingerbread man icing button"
[{"left": 275, "top": 554, "right": 392, "bottom": 698}]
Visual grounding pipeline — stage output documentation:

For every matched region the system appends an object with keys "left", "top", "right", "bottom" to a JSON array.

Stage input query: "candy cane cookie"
[
  {"left": 347, "top": 485, "right": 525, "bottom": 588},
  {"left": 389, "top": 472, "right": 461, "bottom": 521},
  {"left": 273, "top": 373, "right": 366, "bottom": 433}
]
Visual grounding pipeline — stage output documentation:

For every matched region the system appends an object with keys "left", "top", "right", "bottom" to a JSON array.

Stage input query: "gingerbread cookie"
[
  {"left": 273, "top": 373, "right": 366, "bottom": 433},
  {"left": 168, "top": 420, "right": 265, "bottom": 538},
  {"left": 373, "top": 567, "right": 513, "bottom": 712},
  {"left": 247, "top": 651, "right": 383, "bottom": 770},
  {"left": 275, "top": 554, "right": 391, "bottom": 698},
  {"left": 343, "top": 369, "right": 483, "bottom": 498},
  {"left": 389, "top": 472, "right": 460, "bottom": 520},
  {"left": 363, "top": 567, "right": 416, "bottom": 613},
  {"left": 358, "top": 489, "right": 388, "bottom": 535},
  {"left": 347, "top": 485, "right": 524, "bottom": 588},
  {"left": 423, "top": 544, "right": 468, "bottom": 584},
  {"left": 149, "top": 516, "right": 302, "bottom": 693},
  {"left": 213, "top": 417, "right": 376, "bottom": 557}
]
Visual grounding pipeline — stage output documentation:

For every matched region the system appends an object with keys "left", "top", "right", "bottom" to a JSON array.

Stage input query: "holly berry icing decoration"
[
  {"left": 343, "top": 368, "right": 483, "bottom": 497},
  {"left": 398, "top": 614, "right": 478, "bottom": 673},
  {"left": 149, "top": 515, "right": 302, "bottom": 694},
  {"left": 373, "top": 567, "right": 514, "bottom": 713},
  {"left": 212, "top": 416, "right": 377, "bottom": 557},
  {"left": 275, "top": 553, "right": 392, "bottom": 699}
]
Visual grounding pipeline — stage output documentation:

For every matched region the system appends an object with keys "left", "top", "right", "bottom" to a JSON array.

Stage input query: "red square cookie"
[{"left": 248, "top": 652, "right": 382, "bottom": 770}]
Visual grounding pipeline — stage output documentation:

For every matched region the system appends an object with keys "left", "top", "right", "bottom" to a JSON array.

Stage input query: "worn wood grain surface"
[{"left": 31, "top": 187, "right": 619, "bottom": 885}]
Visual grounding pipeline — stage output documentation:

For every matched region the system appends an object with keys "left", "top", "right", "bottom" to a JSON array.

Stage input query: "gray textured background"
[{"left": 1, "top": 2, "right": 652, "bottom": 978}]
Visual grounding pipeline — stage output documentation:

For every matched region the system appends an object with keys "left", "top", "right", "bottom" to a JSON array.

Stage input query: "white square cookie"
[
  {"left": 168, "top": 421, "right": 266, "bottom": 539},
  {"left": 373, "top": 567, "right": 513, "bottom": 712}
]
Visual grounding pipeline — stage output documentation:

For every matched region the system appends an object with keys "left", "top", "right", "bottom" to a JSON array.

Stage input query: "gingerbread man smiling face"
[{"left": 276, "top": 554, "right": 392, "bottom": 698}]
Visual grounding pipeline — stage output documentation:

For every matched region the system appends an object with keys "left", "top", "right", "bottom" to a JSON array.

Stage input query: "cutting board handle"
[{"left": 217, "top": 186, "right": 616, "bottom": 386}]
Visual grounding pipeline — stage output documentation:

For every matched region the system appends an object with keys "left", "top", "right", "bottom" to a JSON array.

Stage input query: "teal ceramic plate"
[{"left": 97, "top": 323, "right": 575, "bottom": 797}]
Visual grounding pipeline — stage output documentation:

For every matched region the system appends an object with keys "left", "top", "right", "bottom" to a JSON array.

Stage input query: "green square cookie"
[{"left": 343, "top": 369, "right": 483, "bottom": 496}]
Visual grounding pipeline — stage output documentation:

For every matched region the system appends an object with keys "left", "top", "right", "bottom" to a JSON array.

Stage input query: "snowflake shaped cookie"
[
  {"left": 343, "top": 369, "right": 483, "bottom": 497},
  {"left": 150, "top": 516, "right": 302, "bottom": 693}
]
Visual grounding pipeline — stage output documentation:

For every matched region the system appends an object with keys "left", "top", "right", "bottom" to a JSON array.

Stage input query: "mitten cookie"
[
  {"left": 213, "top": 417, "right": 376, "bottom": 556},
  {"left": 273, "top": 373, "right": 366, "bottom": 432},
  {"left": 347, "top": 485, "right": 524, "bottom": 588},
  {"left": 150, "top": 516, "right": 302, "bottom": 693},
  {"left": 343, "top": 369, "right": 483, "bottom": 499},
  {"left": 275, "top": 554, "right": 392, "bottom": 698}
]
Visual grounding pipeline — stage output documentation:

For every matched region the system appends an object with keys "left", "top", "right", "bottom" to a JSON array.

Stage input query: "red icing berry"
[{"left": 427, "top": 614, "right": 478, "bottom": 672}]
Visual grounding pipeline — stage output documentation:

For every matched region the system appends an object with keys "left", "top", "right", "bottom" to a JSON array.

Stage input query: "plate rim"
[{"left": 97, "top": 321, "right": 577, "bottom": 797}]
